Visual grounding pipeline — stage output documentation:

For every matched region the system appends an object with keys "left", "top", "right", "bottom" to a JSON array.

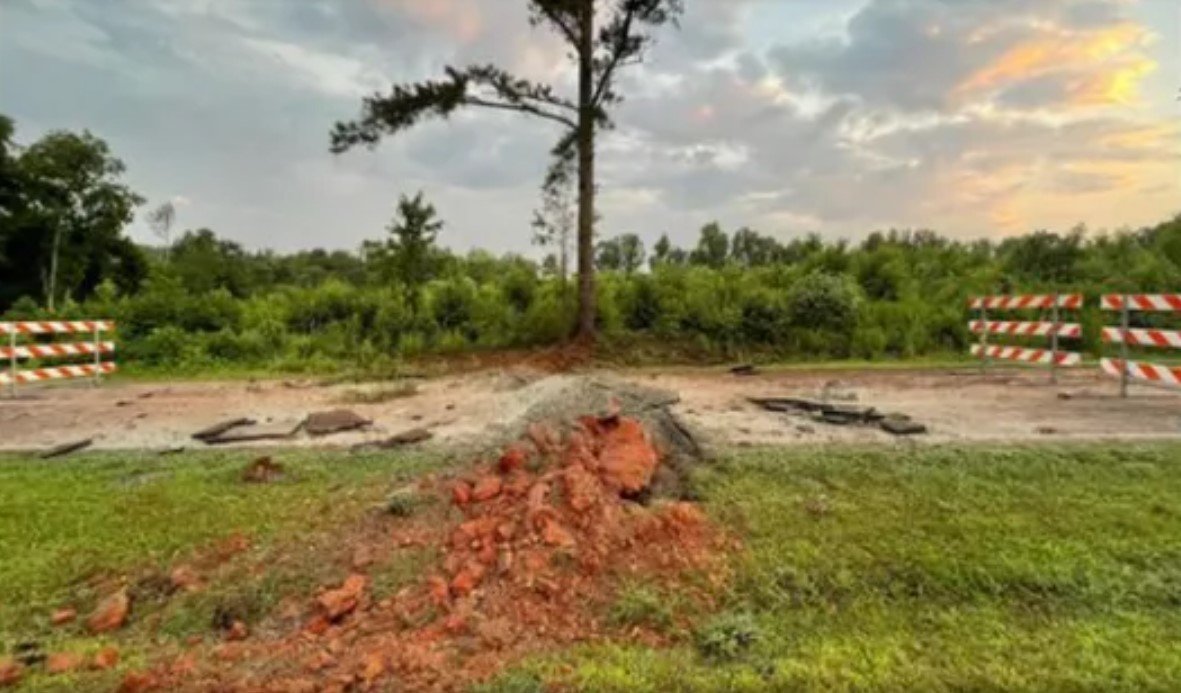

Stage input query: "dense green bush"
[{"left": 5, "top": 214, "right": 1180, "bottom": 372}]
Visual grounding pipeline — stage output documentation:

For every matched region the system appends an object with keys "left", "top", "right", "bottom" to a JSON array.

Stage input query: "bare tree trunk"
[
  {"left": 46, "top": 226, "right": 62, "bottom": 312},
  {"left": 574, "top": 2, "right": 596, "bottom": 342}
]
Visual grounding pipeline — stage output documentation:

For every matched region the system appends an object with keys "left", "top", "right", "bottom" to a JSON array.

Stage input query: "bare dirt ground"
[{"left": 1, "top": 366, "right": 1179, "bottom": 453}]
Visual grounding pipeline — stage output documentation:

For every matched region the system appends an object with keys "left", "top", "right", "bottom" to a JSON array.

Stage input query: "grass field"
[
  {"left": 492, "top": 443, "right": 1181, "bottom": 691},
  {"left": 3, "top": 442, "right": 1181, "bottom": 691}
]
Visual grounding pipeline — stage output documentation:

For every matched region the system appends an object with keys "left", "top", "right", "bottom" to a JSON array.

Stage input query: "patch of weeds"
[
  {"left": 384, "top": 487, "right": 428, "bottom": 517},
  {"left": 340, "top": 382, "right": 419, "bottom": 404},
  {"left": 370, "top": 547, "right": 437, "bottom": 602},
  {"left": 609, "top": 583, "right": 674, "bottom": 633},
  {"left": 694, "top": 611, "right": 761, "bottom": 663},
  {"left": 471, "top": 669, "right": 545, "bottom": 693}
]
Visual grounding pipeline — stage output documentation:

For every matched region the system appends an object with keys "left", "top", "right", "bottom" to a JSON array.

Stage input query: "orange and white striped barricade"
[
  {"left": 0, "top": 320, "right": 116, "bottom": 396},
  {"left": 1100, "top": 294, "right": 1181, "bottom": 397},
  {"left": 967, "top": 294, "right": 1083, "bottom": 382}
]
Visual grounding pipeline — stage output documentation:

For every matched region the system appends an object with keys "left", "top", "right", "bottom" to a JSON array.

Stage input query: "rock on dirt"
[
  {"left": 353, "top": 427, "right": 433, "bottom": 451},
  {"left": 50, "top": 608, "right": 76, "bottom": 626},
  {"left": 203, "top": 421, "right": 301, "bottom": 445},
  {"left": 192, "top": 418, "right": 255, "bottom": 442},
  {"left": 315, "top": 574, "right": 367, "bottom": 622},
  {"left": 303, "top": 409, "right": 372, "bottom": 436},
  {"left": 86, "top": 589, "right": 130, "bottom": 633},
  {"left": 40, "top": 439, "right": 93, "bottom": 459},
  {"left": 93, "top": 647, "right": 120, "bottom": 671},
  {"left": 45, "top": 652, "right": 82, "bottom": 675},
  {"left": 880, "top": 417, "right": 928, "bottom": 436},
  {"left": 0, "top": 658, "right": 21, "bottom": 687}
]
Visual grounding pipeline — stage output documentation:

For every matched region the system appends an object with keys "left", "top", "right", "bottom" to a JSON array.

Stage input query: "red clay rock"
[
  {"left": 304, "top": 615, "right": 331, "bottom": 636},
  {"left": 541, "top": 519, "right": 576, "bottom": 548},
  {"left": 87, "top": 589, "right": 130, "bottom": 633},
  {"left": 360, "top": 653, "right": 386, "bottom": 684},
  {"left": 46, "top": 652, "right": 83, "bottom": 675},
  {"left": 498, "top": 446, "right": 527, "bottom": 474},
  {"left": 476, "top": 543, "right": 498, "bottom": 566},
  {"left": 170, "top": 653, "right": 197, "bottom": 676},
  {"left": 443, "top": 613, "right": 468, "bottom": 635},
  {"left": 317, "top": 574, "right": 367, "bottom": 621},
  {"left": 93, "top": 646, "right": 120, "bottom": 671},
  {"left": 450, "top": 562, "right": 487, "bottom": 596},
  {"left": 451, "top": 482, "right": 472, "bottom": 506},
  {"left": 563, "top": 464, "right": 599, "bottom": 512},
  {"left": 427, "top": 575, "right": 450, "bottom": 607},
  {"left": 0, "top": 658, "right": 21, "bottom": 687},
  {"left": 50, "top": 607, "right": 76, "bottom": 626},
  {"left": 169, "top": 565, "right": 202, "bottom": 592},
  {"left": 591, "top": 417, "right": 659, "bottom": 493},
  {"left": 495, "top": 521, "right": 516, "bottom": 542},
  {"left": 225, "top": 620, "right": 249, "bottom": 641},
  {"left": 304, "top": 651, "right": 336, "bottom": 673},
  {"left": 118, "top": 671, "right": 159, "bottom": 692},
  {"left": 471, "top": 475, "right": 503, "bottom": 502}
]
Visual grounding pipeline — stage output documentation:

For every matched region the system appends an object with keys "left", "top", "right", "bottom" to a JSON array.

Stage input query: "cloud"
[{"left": 0, "top": 0, "right": 1176, "bottom": 256}]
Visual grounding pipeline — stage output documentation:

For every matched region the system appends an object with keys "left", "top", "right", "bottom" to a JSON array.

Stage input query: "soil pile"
[
  {"left": 149, "top": 413, "right": 729, "bottom": 692},
  {"left": 489, "top": 375, "right": 708, "bottom": 498}
]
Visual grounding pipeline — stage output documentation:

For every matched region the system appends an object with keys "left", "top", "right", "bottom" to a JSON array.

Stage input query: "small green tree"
[
  {"left": 690, "top": 222, "right": 729, "bottom": 268},
  {"left": 366, "top": 192, "right": 443, "bottom": 311}
]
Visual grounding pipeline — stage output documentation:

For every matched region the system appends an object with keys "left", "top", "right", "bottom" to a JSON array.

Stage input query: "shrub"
[
  {"left": 786, "top": 272, "right": 860, "bottom": 333},
  {"left": 695, "top": 611, "right": 762, "bottom": 663}
]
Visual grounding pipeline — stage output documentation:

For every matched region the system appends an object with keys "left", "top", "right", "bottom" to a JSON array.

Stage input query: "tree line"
[{"left": 4, "top": 112, "right": 1181, "bottom": 372}]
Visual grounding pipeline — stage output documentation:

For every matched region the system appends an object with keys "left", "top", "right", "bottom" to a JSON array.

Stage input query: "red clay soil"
[{"left": 140, "top": 414, "right": 731, "bottom": 692}]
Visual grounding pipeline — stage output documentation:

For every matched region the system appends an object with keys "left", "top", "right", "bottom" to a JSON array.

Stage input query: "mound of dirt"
[
  {"left": 488, "top": 375, "right": 708, "bottom": 499},
  {"left": 145, "top": 414, "right": 730, "bottom": 692}
]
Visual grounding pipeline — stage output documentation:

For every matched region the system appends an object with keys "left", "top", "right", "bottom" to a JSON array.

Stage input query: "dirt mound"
[
  {"left": 148, "top": 414, "right": 729, "bottom": 692},
  {"left": 490, "top": 375, "right": 708, "bottom": 499}
]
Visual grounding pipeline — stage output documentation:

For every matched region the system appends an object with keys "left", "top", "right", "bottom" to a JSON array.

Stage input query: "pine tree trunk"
[
  {"left": 46, "top": 226, "right": 62, "bottom": 312},
  {"left": 574, "top": 1, "right": 596, "bottom": 343}
]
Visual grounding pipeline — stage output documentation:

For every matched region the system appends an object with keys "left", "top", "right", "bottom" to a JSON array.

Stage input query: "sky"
[{"left": 1, "top": 0, "right": 1178, "bottom": 256}]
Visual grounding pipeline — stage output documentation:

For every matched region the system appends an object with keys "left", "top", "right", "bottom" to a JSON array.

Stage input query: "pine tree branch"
[{"left": 463, "top": 97, "right": 577, "bottom": 129}]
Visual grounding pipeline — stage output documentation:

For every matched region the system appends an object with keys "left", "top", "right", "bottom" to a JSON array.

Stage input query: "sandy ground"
[{"left": 1, "top": 367, "right": 1179, "bottom": 454}]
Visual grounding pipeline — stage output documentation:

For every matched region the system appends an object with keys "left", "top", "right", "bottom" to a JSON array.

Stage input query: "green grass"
[
  {"left": 492, "top": 442, "right": 1181, "bottom": 691},
  {"left": 0, "top": 447, "right": 447, "bottom": 690},
  {"left": 7, "top": 442, "right": 1181, "bottom": 691}
]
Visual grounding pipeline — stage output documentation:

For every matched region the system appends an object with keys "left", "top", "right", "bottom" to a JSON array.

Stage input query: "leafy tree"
[
  {"left": 690, "top": 222, "right": 729, "bottom": 268},
  {"left": 595, "top": 233, "right": 645, "bottom": 274},
  {"left": 596, "top": 236, "right": 623, "bottom": 271},
  {"left": 651, "top": 233, "right": 672, "bottom": 268},
  {"left": 999, "top": 228, "right": 1086, "bottom": 286},
  {"left": 616, "top": 233, "right": 645, "bottom": 274},
  {"left": 329, "top": 0, "right": 683, "bottom": 342},
  {"left": 366, "top": 192, "right": 443, "bottom": 310},
  {"left": 169, "top": 229, "right": 253, "bottom": 296},
  {"left": 787, "top": 271, "right": 860, "bottom": 333},
  {"left": 531, "top": 161, "right": 574, "bottom": 285},
  {"left": 0, "top": 125, "right": 145, "bottom": 310},
  {"left": 730, "top": 227, "right": 782, "bottom": 267},
  {"left": 147, "top": 201, "right": 176, "bottom": 258}
]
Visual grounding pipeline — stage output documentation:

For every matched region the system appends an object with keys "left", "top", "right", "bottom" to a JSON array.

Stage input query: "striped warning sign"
[
  {"left": 0, "top": 320, "right": 115, "bottom": 334},
  {"left": 969, "top": 294, "right": 1083, "bottom": 310},
  {"left": 1100, "top": 328, "right": 1181, "bottom": 349},
  {"left": 969, "top": 321, "right": 1082, "bottom": 339},
  {"left": 0, "top": 362, "right": 117, "bottom": 385},
  {"left": 0, "top": 342, "right": 116, "bottom": 359},
  {"left": 1100, "top": 358, "right": 1181, "bottom": 388},
  {"left": 971, "top": 345, "right": 1082, "bottom": 366},
  {"left": 1101, "top": 295, "right": 1181, "bottom": 312}
]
